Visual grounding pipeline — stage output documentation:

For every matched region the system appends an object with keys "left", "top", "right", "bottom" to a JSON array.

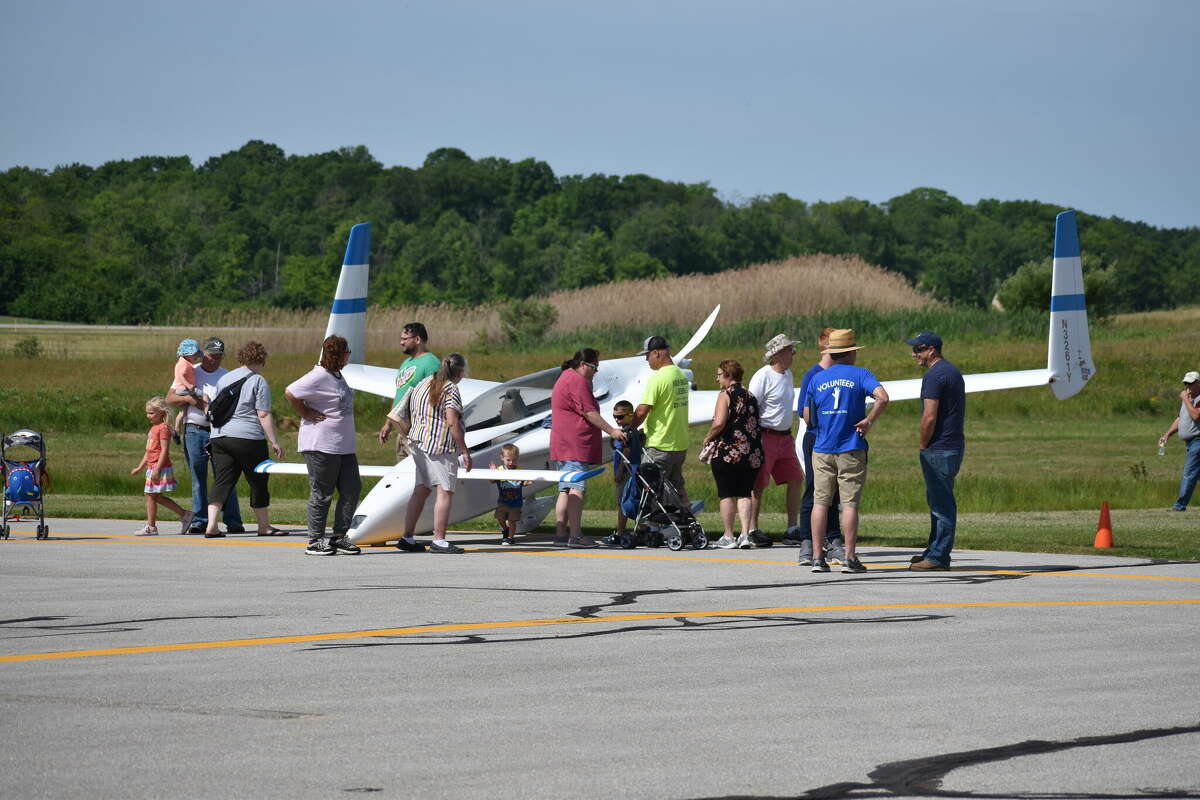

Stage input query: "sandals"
[{"left": 256, "top": 527, "right": 289, "bottom": 536}]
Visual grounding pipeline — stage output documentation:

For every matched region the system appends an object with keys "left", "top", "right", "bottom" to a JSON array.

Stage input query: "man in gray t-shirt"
[{"left": 1159, "top": 371, "right": 1200, "bottom": 511}]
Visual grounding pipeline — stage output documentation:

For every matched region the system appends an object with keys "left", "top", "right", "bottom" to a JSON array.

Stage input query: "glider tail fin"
[
  {"left": 324, "top": 222, "right": 371, "bottom": 365},
  {"left": 1047, "top": 210, "right": 1095, "bottom": 400}
]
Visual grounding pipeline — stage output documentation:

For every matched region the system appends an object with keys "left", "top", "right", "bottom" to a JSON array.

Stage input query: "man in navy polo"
[{"left": 906, "top": 331, "right": 966, "bottom": 571}]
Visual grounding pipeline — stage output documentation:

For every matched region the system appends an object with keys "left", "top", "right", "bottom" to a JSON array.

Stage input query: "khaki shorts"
[
  {"left": 411, "top": 448, "right": 459, "bottom": 492},
  {"left": 812, "top": 449, "right": 867, "bottom": 508},
  {"left": 494, "top": 505, "right": 522, "bottom": 522}
]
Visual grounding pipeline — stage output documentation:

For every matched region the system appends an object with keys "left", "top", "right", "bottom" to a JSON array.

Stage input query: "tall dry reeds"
[
  {"left": 7, "top": 254, "right": 935, "bottom": 358},
  {"left": 543, "top": 254, "right": 937, "bottom": 332}
]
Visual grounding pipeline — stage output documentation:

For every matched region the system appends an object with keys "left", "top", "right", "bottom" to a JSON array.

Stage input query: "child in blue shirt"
[{"left": 491, "top": 443, "right": 528, "bottom": 546}]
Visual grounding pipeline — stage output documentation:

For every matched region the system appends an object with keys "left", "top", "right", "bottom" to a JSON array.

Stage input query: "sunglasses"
[
  {"left": 584, "top": 362, "right": 599, "bottom": 371},
  {"left": 912, "top": 345, "right": 931, "bottom": 353}
]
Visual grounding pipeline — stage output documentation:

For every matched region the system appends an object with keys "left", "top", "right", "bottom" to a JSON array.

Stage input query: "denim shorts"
[{"left": 556, "top": 460, "right": 595, "bottom": 493}]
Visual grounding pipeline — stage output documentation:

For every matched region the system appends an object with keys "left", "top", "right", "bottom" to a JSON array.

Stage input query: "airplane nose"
[{"left": 345, "top": 463, "right": 416, "bottom": 546}]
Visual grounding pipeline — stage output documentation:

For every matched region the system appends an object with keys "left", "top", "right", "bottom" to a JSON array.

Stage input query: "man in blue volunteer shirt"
[
  {"left": 801, "top": 329, "right": 889, "bottom": 574},
  {"left": 906, "top": 331, "right": 966, "bottom": 571}
]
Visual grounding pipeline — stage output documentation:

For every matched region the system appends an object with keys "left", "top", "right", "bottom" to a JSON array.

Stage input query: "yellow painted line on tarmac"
[{"left": 3, "top": 599, "right": 1199, "bottom": 664}]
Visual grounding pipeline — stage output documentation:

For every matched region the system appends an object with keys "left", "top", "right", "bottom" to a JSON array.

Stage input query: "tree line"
[{"left": 1, "top": 140, "right": 1196, "bottom": 324}]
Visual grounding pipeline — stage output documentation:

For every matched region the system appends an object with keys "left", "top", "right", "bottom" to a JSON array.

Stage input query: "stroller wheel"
[
  {"left": 666, "top": 524, "right": 684, "bottom": 551},
  {"left": 36, "top": 524, "right": 47, "bottom": 540},
  {"left": 618, "top": 532, "right": 637, "bottom": 549},
  {"left": 692, "top": 530, "right": 708, "bottom": 550}
]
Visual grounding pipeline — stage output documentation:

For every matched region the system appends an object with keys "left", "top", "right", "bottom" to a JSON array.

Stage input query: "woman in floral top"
[{"left": 701, "top": 359, "right": 764, "bottom": 549}]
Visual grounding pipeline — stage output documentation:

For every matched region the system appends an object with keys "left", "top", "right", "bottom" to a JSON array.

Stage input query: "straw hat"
[
  {"left": 762, "top": 333, "right": 800, "bottom": 364},
  {"left": 820, "top": 328, "right": 865, "bottom": 354}
]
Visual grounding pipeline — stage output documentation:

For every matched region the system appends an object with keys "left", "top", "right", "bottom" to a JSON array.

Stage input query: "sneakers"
[
  {"left": 748, "top": 529, "right": 773, "bottom": 548},
  {"left": 501, "top": 535, "right": 515, "bottom": 546},
  {"left": 396, "top": 538, "right": 426, "bottom": 552},
  {"left": 305, "top": 540, "right": 336, "bottom": 556},
  {"left": 178, "top": 510, "right": 194, "bottom": 535},
  {"left": 713, "top": 535, "right": 737, "bottom": 549},
  {"left": 781, "top": 526, "right": 805, "bottom": 546},
  {"left": 841, "top": 557, "right": 866, "bottom": 573},
  {"left": 910, "top": 559, "right": 949, "bottom": 571},
  {"left": 596, "top": 533, "right": 621, "bottom": 548},
  {"left": 797, "top": 539, "right": 814, "bottom": 566},
  {"left": 186, "top": 524, "right": 205, "bottom": 535},
  {"left": 135, "top": 525, "right": 158, "bottom": 536},
  {"left": 332, "top": 536, "right": 361, "bottom": 555},
  {"left": 825, "top": 537, "right": 846, "bottom": 565},
  {"left": 567, "top": 536, "right": 597, "bottom": 548},
  {"left": 429, "top": 540, "right": 464, "bottom": 553},
  {"left": 736, "top": 532, "right": 752, "bottom": 549},
  {"left": 811, "top": 558, "right": 830, "bottom": 573}
]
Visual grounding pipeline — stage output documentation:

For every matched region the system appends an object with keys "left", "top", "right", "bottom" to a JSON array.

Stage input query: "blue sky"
[{"left": 2, "top": 0, "right": 1196, "bottom": 229}]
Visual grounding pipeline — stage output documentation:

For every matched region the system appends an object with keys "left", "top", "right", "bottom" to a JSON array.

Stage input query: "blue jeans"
[
  {"left": 920, "top": 448, "right": 963, "bottom": 566},
  {"left": 184, "top": 424, "right": 242, "bottom": 528},
  {"left": 1173, "top": 437, "right": 1200, "bottom": 510}
]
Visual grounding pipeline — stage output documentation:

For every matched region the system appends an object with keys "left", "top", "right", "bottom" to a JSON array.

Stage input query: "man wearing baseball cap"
[
  {"left": 1159, "top": 371, "right": 1200, "bottom": 511},
  {"left": 168, "top": 336, "right": 245, "bottom": 534},
  {"left": 905, "top": 331, "right": 965, "bottom": 571},
  {"left": 632, "top": 335, "right": 691, "bottom": 506}
]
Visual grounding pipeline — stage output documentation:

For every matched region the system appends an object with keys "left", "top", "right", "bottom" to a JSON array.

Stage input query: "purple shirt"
[{"left": 286, "top": 366, "right": 356, "bottom": 455}]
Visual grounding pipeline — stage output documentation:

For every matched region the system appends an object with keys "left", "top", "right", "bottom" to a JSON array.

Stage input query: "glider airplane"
[{"left": 256, "top": 210, "right": 1094, "bottom": 547}]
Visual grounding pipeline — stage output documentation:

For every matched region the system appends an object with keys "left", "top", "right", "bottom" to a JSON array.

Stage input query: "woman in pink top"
[
  {"left": 549, "top": 348, "right": 626, "bottom": 548},
  {"left": 285, "top": 335, "right": 362, "bottom": 557}
]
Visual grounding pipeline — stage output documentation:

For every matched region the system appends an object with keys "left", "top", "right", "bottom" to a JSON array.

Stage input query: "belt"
[
  {"left": 763, "top": 428, "right": 792, "bottom": 435},
  {"left": 187, "top": 423, "right": 211, "bottom": 431}
]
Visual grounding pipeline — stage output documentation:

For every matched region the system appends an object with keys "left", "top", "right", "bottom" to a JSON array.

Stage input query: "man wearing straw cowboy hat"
[
  {"left": 746, "top": 333, "right": 806, "bottom": 549},
  {"left": 800, "top": 328, "right": 889, "bottom": 573}
]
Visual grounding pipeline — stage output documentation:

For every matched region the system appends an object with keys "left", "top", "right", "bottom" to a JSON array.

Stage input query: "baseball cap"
[
  {"left": 1182, "top": 371, "right": 1200, "bottom": 384},
  {"left": 905, "top": 331, "right": 943, "bottom": 350},
  {"left": 176, "top": 338, "right": 200, "bottom": 357},
  {"left": 636, "top": 336, "right": 669, "bottom": 356},
  {"left": 202, "top": 336, "right": 225, "bottom": 355}
]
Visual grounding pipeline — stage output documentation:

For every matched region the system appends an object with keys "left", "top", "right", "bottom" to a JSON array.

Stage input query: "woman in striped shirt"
[{"left": 388, "top": 353, "right": 472, "bottom": 553}]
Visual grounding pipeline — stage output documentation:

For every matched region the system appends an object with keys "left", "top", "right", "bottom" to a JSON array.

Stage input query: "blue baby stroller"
[
  {"left": 2, "top": 429, "right": 48, "bottom": 540},
  {"left": 613, "top": 446, "right": 707, "bottom": 551}
]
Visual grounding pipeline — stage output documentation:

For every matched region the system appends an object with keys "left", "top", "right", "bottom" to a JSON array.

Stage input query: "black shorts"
[
  {"left": 711, "top": 463, "right": 757, "bottom": 499},
  {"left": 209, "top": 436, "right": 270, "bottom": 509}
]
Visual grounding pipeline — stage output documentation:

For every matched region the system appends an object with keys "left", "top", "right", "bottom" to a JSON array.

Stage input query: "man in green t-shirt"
[
  {"left": 632, "top": 335, "right": 691, "bottom": 505},
  {"left": 377, "top": 322, "right": 440, "bottom": 458}
]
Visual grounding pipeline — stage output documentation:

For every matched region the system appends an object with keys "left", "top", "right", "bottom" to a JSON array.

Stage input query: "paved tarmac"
[{"left": 2, "top": 517, "right": 1199, "bottom": 799}]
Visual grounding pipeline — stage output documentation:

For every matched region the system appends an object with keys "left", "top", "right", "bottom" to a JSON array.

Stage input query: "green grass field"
[{"left": 2, "top": 308, "right": 1197, "bottom": 560}]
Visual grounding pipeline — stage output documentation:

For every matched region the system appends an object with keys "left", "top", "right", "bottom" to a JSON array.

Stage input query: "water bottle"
[{"left": 1158, "top": 442, "right": 1167, "bottom": 457}]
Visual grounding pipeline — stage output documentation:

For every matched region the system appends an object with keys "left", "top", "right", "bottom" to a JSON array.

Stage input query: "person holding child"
[
  {"left": 550, "top": 348, "right": 626, "bottom": 548},
  {"left": 491, "top": 443, "right": 530, "bottom": 546},
  {"left": 700, "top": 360, "right": 764, "bottom": 548},
  {"left": 130, "top": 396, "right": 193, "bottom": 536},
  {"left": 286, "top": 335, "right": 362, "bottom": 557}
]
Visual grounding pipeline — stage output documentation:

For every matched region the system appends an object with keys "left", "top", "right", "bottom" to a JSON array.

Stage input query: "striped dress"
[{"left": 403, "top": 376, "right": 463, "bottom": 455}]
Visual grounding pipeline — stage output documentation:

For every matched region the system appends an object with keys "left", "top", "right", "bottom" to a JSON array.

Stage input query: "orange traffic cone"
[{"left": 1093, "top": 501, "right": 1114, "bottom": 549}]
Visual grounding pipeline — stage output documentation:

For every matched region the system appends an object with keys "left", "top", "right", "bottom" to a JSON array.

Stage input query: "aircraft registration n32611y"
[{"left": 255, "top": 210, "right": 1094, "bottom": 546}]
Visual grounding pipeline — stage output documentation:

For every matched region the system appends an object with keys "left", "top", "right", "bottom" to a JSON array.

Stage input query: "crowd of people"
[{"left": 135, "top": 322, "right": 973, "bottom": 573}]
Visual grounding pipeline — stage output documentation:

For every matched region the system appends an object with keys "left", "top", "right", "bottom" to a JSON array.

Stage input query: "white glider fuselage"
[{"left": 268, "top": 210, "right": 1094, "bottom": 546}]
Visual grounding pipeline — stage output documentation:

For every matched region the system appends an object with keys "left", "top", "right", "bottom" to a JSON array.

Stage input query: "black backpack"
[{"left": 205, "top": 375, "right": 252, "bottom": 428}]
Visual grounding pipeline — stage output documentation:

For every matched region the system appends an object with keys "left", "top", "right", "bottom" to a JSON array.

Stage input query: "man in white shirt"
[
  {"left": 167, "top": 337, "right": 244, "bottom": 534},
  {"left": 746, "top": 334, "right": 805, "bottom": 548}
]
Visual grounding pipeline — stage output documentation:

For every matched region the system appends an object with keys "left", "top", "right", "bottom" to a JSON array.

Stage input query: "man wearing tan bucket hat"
[
  {"left": 799, "top": 329, "right": 889, "bottom": 573},
  {"left": 746, "top": 333, "right": 805, "bottom": 548}
]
